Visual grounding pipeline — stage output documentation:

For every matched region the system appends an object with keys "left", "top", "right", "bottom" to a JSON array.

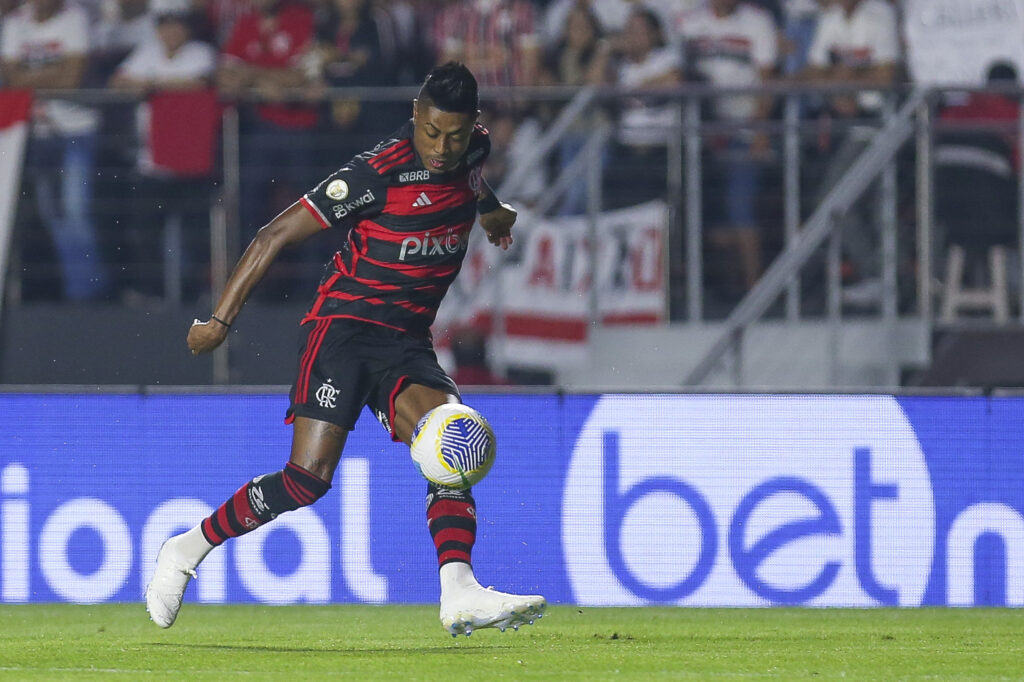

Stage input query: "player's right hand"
[{"left": 187, "top": 318, "right": 229, "bottom": 355}]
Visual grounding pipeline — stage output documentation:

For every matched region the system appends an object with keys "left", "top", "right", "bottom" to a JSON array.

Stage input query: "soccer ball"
[{"left": 410, "top": 403, "right": 496, "bottom": 489}]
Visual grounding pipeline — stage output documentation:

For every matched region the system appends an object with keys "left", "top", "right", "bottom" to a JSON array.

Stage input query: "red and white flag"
[
  {"left": 0, "top": 90, "right": 32, "bottom": 311},
  {"left": 436, "top": 201, "right": 669, "bottom": 372},
  {"left": 147, "top": 89, "right": 221, "bottom": 176}
]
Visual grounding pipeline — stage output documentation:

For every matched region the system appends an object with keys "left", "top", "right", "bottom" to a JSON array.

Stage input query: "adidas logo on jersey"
[{"left": 412, "top": 192, "right": 433, "bottom": 208}]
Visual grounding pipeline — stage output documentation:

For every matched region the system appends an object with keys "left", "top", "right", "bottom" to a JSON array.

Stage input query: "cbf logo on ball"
[{"left": 562, "top": 396, "right": 935, "bottom": 606}]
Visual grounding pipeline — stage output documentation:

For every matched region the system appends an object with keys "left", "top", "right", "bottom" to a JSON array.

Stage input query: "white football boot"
[
  {"left": 439, "top": 563, "right": 546, "bottom": 637},
  {"left": 145, "top": 528, "right": 211, "bottom": 628}
]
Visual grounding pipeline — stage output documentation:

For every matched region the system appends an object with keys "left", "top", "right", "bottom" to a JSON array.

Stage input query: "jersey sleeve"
[
  {"left": 466, "top": 124, "right": 492, "bottom": 170},
  {"left": 301, "top": 159, "right": 385, "bottom": 229}
]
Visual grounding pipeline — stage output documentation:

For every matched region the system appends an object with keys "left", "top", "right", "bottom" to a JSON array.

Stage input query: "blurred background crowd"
[{"left": 0, "top": 0, "right": 1019, "bottom": 335}]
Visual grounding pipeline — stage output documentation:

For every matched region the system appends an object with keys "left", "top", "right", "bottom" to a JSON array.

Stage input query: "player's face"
[{"left": 412, "top": 101, "right": 478, "bottom": 174}]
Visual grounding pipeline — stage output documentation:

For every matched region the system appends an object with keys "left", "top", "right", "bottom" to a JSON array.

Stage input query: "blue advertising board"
[{"left": 1, "top": 392, "right": 1022, "bottom": 606}]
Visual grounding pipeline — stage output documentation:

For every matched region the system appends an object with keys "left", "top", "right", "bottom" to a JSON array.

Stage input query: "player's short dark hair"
[{"left": 418, "top": 62, "right": 479, "bottom": 114}]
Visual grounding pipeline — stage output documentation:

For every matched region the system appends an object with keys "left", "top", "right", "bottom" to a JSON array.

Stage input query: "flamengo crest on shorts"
[{"left": 315, "top": 380, "right": 338, "bottom": 408}]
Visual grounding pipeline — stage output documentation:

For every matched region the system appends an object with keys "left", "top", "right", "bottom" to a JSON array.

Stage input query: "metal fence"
[{"left": 5, "top": 83, "right": 1024, "bottom": 331}]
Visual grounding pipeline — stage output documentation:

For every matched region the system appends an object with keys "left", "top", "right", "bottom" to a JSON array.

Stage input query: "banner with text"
[
  {"left": 904, "top": 0, "right": 1024, "bottom": 85},
  {"left": 436, "top": 201, "right": 668, "bottom": 369},
  {"left": 2, "top": 393, "right": 1022, "bottom": 607}
]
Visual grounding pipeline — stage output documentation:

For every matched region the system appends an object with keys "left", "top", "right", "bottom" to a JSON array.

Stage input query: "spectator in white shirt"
[
  {"left": 1, "top": 0, "right": 109, "bottom": 301},
  {"left": 801, "top": 0, "right": 902, "bottom": 307},
  {"left": 680, "top": 0, "right": 778, "bottom": 292},
  {"left": 804, "top": 0, "right": 899, "bottom": 117},
  {"left": 606, "top": 6, "right": 684, "bottom": 209},
  {"left": 109, "top": 9, "right": 217, "bottom": 300}
]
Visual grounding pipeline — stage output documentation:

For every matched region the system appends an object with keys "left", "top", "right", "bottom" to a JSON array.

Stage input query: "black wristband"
[
  {"left": 210, "top": 314, "right": 232, "bottom": 329},
  {"left": 477, "top": 192, "right": 500, "bottom": 215}
]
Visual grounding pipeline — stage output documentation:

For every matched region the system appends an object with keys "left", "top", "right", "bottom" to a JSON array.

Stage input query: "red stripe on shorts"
[
  {"left": 388, "top": 375, "right": 411, "bottom": 442},
  {"left": 296, "top": 319, "right": 331, "bottom": 404}
]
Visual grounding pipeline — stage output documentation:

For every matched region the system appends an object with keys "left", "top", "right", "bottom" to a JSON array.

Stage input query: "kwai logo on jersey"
[
  {"left": 331, "top": 190, "right": 375, "bottom": 219},
  {"left": 398, "top": 227, "right": 466, "bottom": 261},
  {"left": 562, "top": 395, "right": 936, "bottom": 606}
]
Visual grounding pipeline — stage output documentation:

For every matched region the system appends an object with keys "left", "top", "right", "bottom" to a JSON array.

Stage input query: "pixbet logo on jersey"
[
  {"left": 398, "top": 229, "right": 465, "bottom": 261},
  {"left": 563, "top": 396, "right": 937, "bottom": 606}
]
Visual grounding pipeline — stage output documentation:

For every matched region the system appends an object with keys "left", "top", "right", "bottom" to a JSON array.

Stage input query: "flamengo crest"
[{"left": 316, "top": 380, "right": 339, "bottom": 409}]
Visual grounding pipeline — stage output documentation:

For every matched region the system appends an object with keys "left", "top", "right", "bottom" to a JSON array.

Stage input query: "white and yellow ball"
[{"left": 410, "top": 403, "right": 496, "bottom": 489}]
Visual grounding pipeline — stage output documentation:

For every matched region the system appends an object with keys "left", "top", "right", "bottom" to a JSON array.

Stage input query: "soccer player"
[{"left": 145, "top": 62, "right": 546, "bottom": 636}]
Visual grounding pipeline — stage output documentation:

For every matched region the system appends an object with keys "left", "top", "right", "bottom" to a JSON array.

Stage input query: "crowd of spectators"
[{"left": 0, "top": 0, "right": 1007, "bottom": 313}]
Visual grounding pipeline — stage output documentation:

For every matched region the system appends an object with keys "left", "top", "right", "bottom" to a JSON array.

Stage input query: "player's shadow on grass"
[{"left": 149, "top": 642, "right": 517, "bottom": 654}]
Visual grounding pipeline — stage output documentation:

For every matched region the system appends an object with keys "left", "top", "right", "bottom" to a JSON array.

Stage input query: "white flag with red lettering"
[
  {"left": 436, "top": 200, "right": 668, "bottom": 372},
  {"left": 0, "top": 90, "right": 32, "bottom": 310}
]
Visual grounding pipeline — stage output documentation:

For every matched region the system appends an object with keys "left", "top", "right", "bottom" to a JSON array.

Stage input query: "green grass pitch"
[{"left": 1, "top": 604, "right": 1023, "bottom": 680}]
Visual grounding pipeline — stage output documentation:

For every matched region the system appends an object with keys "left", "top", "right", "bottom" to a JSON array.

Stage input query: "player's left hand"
[{"left": 479, "top": 203, "right": 516, "bottom": 250}]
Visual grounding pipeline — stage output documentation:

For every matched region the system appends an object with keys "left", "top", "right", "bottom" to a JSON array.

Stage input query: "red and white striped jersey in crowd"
[
  {"left": 679, "top": 2, "right": 778, "bottom": 121},
  {"left": 430, "top": 0, "right": 540, "bottom": 87}
]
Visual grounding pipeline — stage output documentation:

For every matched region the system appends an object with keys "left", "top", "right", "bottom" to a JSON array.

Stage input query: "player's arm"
[
  {"left": 187, "top": 202, "right": 322, "bottom": 355},
  {"left": 476, "top": 178, "right": 515, "bottom": 250}
]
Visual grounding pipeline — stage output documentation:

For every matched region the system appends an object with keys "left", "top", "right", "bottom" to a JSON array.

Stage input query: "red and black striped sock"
[
  {"left": 201, "top": 462, "right": 331, "bottom": 546},
  {"left": 426, "top": 484, "right": 476, "bottom": 568}
]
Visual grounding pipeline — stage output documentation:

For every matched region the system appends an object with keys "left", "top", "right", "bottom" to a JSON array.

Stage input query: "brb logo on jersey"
[
  {"left": 398, "top": 228, "right": 466, "bottom": 261},
  {"left": 398, "top": 170, "right": 431, "bottom": 183},
  {"left": 562, "top": 395, "right": 935, "bottom": 607}
]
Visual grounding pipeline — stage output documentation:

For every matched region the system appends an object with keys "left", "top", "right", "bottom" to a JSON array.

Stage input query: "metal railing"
[
  {"left": 684, "top": 90, "right": 927, "bottom": 385},
  {"left": 4, "top": 83, "right": 1024, "bottom": 386}
]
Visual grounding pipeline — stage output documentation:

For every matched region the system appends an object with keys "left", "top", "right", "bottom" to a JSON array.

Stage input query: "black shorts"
[{"left": 286, "top": 318, "right": 459, "bottom": 440}]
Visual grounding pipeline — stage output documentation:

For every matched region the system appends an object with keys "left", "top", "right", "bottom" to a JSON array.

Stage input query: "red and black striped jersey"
[{"left": 299, "top": 119, "right": 491, "bottom": 337}]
